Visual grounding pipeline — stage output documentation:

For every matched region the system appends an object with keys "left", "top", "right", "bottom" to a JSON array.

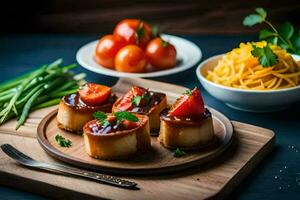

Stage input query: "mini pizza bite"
[
  {"left": 112, "top": 86, "right": 167, "bottom": 132},
  {"left": 57, "top": 83, "right": 117, "bottom": 133},
  {"left": 83, "top": 111, "right": 151, "bottom": 160},
  {"left": 158, "top": 88, "right": 214, "bottom": 149}
]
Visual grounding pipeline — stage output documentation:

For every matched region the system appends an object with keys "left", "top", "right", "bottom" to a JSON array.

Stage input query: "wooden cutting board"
[{"left": 0, "top": 78, "right": 275, "bottom": 200}]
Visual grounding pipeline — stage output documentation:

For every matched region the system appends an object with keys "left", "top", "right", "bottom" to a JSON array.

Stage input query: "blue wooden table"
[{"left": 0, "top": 35, "right": 299, "bottom": 200}]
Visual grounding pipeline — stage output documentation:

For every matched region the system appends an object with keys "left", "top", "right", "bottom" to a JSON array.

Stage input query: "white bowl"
[
  {"left": 76, "top": 34, "right": 202, "bottom": 78},
  {"left": 196, "top": 54, "right": 300, "bottom": 112}
]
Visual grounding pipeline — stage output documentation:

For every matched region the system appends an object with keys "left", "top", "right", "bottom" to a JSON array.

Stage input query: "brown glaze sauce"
[
  {"left": 127, "top": 91, "right": 165, "bottom": 114},
  {"left": 87, "top": 121, "right": 125, "bottom": 135},
  {"left": 63, "top": 93, "right": 117, "bottom": 112},
  {"left": 87, "top": 119, "right": 139, "bottom": 135},
  {"left": 160, "top": 108, "right": 211, "bottom": 125}
]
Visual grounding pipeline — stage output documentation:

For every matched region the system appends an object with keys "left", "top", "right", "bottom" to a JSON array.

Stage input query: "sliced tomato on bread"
[
  {"left": 116, "top": 86, "right": 148, "bottom": 110},
  {"left": 78, "top": 83, "right": 111, "bottom": 106},
  {"left": 169, "top": 88, "right": 205, "bottom": 117}
]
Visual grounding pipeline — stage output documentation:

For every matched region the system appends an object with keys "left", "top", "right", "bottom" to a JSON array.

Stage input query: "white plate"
[{"left": 76, "top": 34, "right": 202, "bottom": 78}]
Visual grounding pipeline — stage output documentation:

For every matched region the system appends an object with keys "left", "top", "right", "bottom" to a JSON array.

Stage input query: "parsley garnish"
[
  {"left": 131, "top": 94, "right": 151, "bottom": 106},
  {"left": 55, "top": 134, "right": 72, "bottom": 148},
  {"left": 93, "top": 111, "right": 107, "bottom": 123},
  {"left": 184, "top": 89, "right": 192, "bottom": 95},
  {"left": 132, "top": 96, "right": 142, "bottom": 106},
  {"left": 173, "top": 148, "right": 186, "bottom": 157},
  {"left": 93, "top": 111, "right": 138, "bottom": 126},
  {"left": 114, "top": 111, "right": 138, "bottom": 123},
  {"left": 243, "top": 8, "right": 300, "bottom": 55},
  {"left": 251, "top": 44, "right": 278, "bottom": 67},
  {"left": 243, "top": 8, "right": 266, "bottom": 27}
]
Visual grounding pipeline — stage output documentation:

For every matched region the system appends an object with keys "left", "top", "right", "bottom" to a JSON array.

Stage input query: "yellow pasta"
[{"left": 206, "top": 41, "right": 300, "bottom": 90}]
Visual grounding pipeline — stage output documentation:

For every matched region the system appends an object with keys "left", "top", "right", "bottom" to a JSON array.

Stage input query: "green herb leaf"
[
  {"left": 55, "top": 134, "right": 72, "bottom": 148},
  {"left": 184, "top": 89, "right": 193, "bottom": 95},
  {"left": 243, "top": 8, "right": 266, "bottom": 26},
  {"left": 243, "top": 7, "right": 300, "bottom": 55},
  {"left": 255, "top": 8, "right": 267, "bottom": 19},
  {"left": 251, "top": 44, "right": 278, "bottom": 67},
  {"left": 267, "top": 37, "right": 278, "bottom": 45},
  {"left": 291, "top": 35, "right": 300, "bottom": 51},
  {"left": 259, "top": 29, "right": 275, "bottom": 40},
  {"left": 132, "top": 96, "right": 142, "bottom": 106},
  {"left": 279, "top": 22, "right": 294, "bottom": 40},
  {"left": 243, "top": 14, "right": 263, "bottom": 26},
  {"left": 93, "top": 111, "right": 107, "bottom": 123},
  {"left": 131, "top": 94, "right": 151, "bottom": 106},
  {"left": 173, "top": 148, "right": 186, "bottom": 157},
  {"left": 152, "top": 25, "right": 160, "bottom": 37},
  {"left": 114, "top": 111, "right": 138, "bottom": 123}
]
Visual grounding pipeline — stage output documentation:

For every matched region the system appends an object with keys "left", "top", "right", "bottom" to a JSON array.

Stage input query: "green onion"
[{"left": 0, "top": 59, "right": 85, "bottom": 130}]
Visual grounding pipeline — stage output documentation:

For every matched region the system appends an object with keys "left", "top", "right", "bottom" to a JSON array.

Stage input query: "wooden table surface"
[{"left": 0, "top": 34, "right": 300, "bottom": 199}]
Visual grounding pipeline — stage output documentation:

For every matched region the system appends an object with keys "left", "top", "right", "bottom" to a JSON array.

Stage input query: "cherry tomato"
[
  {"left": 115, "top": 91, "right": 134, "bottom": 111},
  {"left": 78, "top": 83, "right": 111, "bottom": 106},
  {"left": 115, "top": 86, "right": 147, "bottom": 110},
  {"left": 95, "top": 34, "right": 126, "bottom": 69},
  {"left": 115, "top": 45, "right": 147, "bottom": 73},
  {"left": 146, "top": 38, "right": 177, "bottom": 70},
  {"left": 169, "top": 88, "right": 204, "bottom": 117},
  {"left": 113, "top": 19, "right": 152, "bottom": 49},
  {"left": 131, "top": 86, "right": 147, "bottom": 96}
]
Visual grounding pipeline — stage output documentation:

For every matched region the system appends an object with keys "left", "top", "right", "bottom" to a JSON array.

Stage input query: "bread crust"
[
  {"left": 112, "top": 94, "right": 167, "bottom": 131},
  {"left": 56, "top": 98, "right": 113, "bottom": 133},
  {"left": 158, "top": 116, "right": 214, "bottom": 150},
  {"left": 83, "top": 114, "right": 151, "bottom": 160}
]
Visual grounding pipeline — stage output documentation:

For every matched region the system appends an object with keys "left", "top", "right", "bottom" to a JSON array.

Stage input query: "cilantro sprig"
[
  {"left": 184, "top": 89, "right": 193, "bottom": 95},
  {"left": 173, "top": 148, "right": 186, "bottom": 157},
  {"left": 131, "top": 94, "right": 151, "bottom": 106},
  {"left": 55, "top": 134, "right": 72, "bottom": 148},
  {"left": 93, "top": 111, "right": 138, "bottom": 126},
  {"left": 251, "top": 44, "right": 278, "bottom": 67},
  {"left": 114, "top": 111, "right": 138, "bottom": 123},
  {"left": 93, "top": 111, "right": 107, "bottom": 123},
  {"left": 243, "top": 8, "right": 300, "bottom": 55},
  {"left": 93, "top": 111, "right": 110, "bottom": 126}
]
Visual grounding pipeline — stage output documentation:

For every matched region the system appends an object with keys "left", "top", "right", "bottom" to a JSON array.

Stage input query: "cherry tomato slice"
[
  {"left": 116, "top": 86, "right": 147, "bottom": 110},
  {"left": 131, "top": 86, "right": 147, "bottom": 96},
  {"left": 115, "top": 90, "right": 134, "bottom": 111},
  {"left": 78, "top": 83, "right": 111, "bottom": 106},
  {"left": 169, "top": 88, "right": 205, "bottom": 117},
  {"left": 123, "top": 120, "right": 139, "bottom": 129}
]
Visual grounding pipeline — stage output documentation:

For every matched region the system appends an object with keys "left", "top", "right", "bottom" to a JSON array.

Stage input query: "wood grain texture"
[
  {"left": 0, "top": 121, "right": 275, "bottom": 200},
  {"left": 1, "top": 0, "right": 300, "bottom": 34},
  {"left": 0, "top": 78, "right": 275, "bottom": 199}
]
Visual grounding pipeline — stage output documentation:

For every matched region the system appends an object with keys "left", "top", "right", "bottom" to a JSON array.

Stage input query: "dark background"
[
  {"left": 1, "top": 1, "right": 300, "bottom": 200},
  {"left": 1, "top": 0, "right": 300, "bottom": 35}
]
